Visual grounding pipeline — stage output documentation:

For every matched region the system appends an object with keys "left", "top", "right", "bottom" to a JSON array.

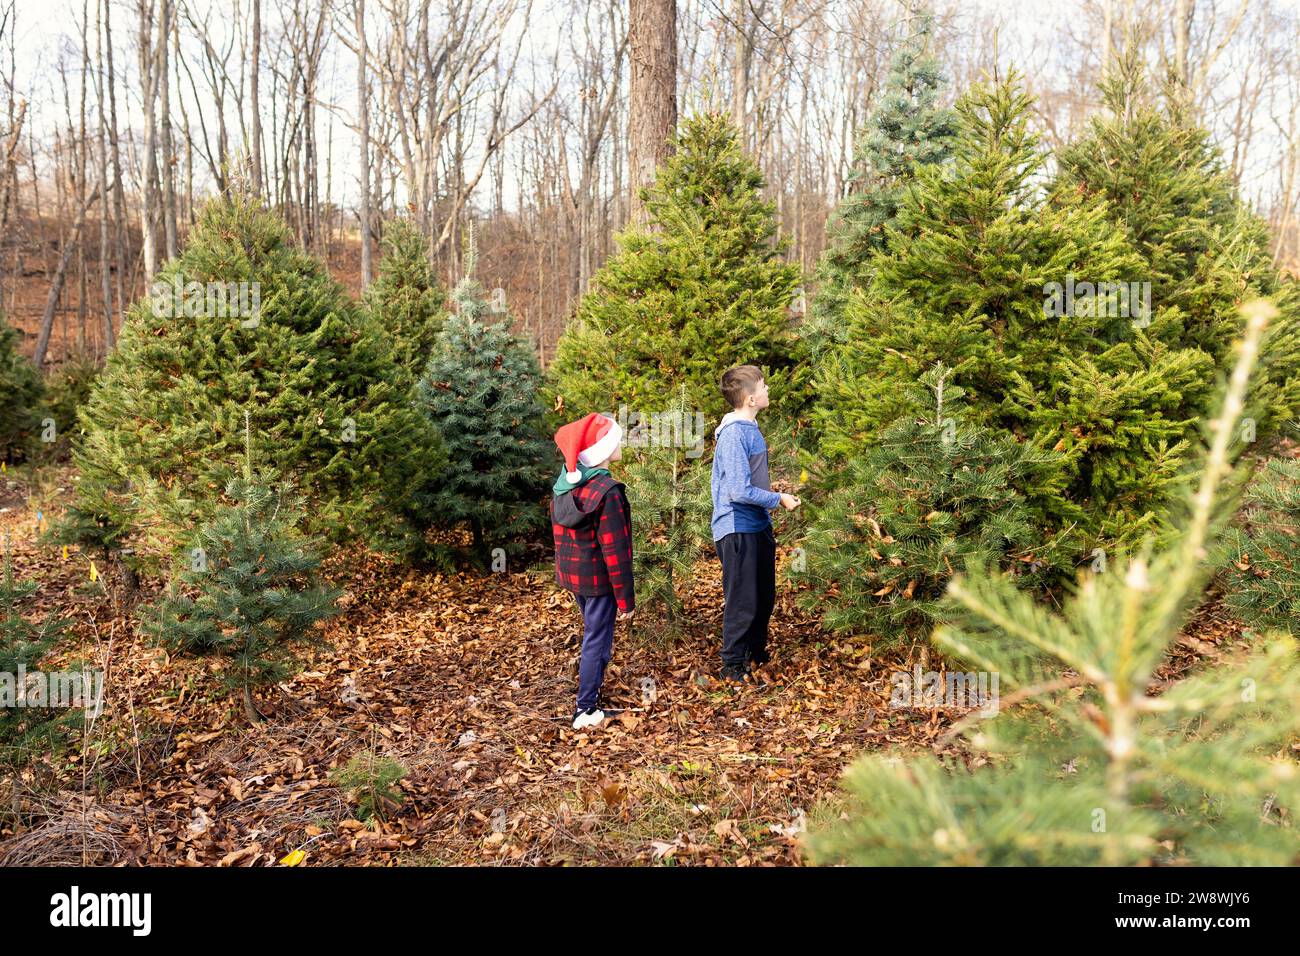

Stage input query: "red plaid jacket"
[{"left": 551, "top": 475, "right": 635, "bottom": 612}]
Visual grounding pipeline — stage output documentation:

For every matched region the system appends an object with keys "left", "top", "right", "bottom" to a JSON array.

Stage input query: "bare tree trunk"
[
  {"left": 1274, "top": 78, "right": 1300, "bottom": 269},
  {"left": 77, "top": 0, "right": 91, "bottom": 355},
  {"left": 628, "top": 0, "right": 676, "bottom": 226},
  {"left": 1102, "top": 0, "right": 1114, "bottom": 75},
  {"left": 103, "top": 0, "right": 127, "bottom": 321},
  {"left": 94, "top": 0, "right": 115, "bottom": 349},
  {"left": 730, "top": 0, "right": 752, "bottom": 145},
  {"left": 138, "top": 0, "right": 161, "bottom": 282},
  {"left": 0, "top": 99, "right": 24, "bottom": 238},
  {"left": 355, "top": 0, "right": 371, "bottom": 287},
  {"left": 1174, "top": 0, "right": 1192, "bottom": 91},
  {"left": 250, "top": 0, "right": 262, "bottom": 194},
  {"left": 34, "top": 181, "right": 104, "bottom": 367},
  {"left": 159, "top": 0, "right": 177, "bottom": 259},
  {"left": 172, "top": 12, "right": 194, "bottom": 224}
]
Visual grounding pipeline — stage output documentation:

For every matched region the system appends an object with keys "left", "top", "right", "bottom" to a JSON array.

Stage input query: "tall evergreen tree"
[
  {"left": 810, "top": 10, "right": 956, "bottom": 349},
  {"left": 363, "top": 218, "right": 448, "bottom": 391},
  {"left": 547, "top": 111, "right": 803, "bottom": 421},
  {"left": 0, "top": 311, "right": 44, "bottom": 461},
  {"left": 811, "top": 75, "right": 1217, "bottom": 564},
  {"left": 69, "top": 194, "right": 432, "bottom": 559},
  {"left": 806, "top": 303, "right": 1300, "bottom": 866},
  {"left": 1054, "top": 48, "right": 1300, "bottom": 437},
  {"left": 408, "top": 270, "right": 550, "bottom": 564}
]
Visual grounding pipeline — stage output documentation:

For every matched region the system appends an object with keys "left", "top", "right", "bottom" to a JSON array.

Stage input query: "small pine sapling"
[
  {"left": 143, "top": 417, "right": 342, "bottom": 722},
  {"left": 0, "top": 549, "right": 79, "bottom": 770},
  {"left": 330, "top": 750, "right": 407, "bottom": 825},
  {"left": 408, "top": 259, "right": 550, "bottom": 565}
]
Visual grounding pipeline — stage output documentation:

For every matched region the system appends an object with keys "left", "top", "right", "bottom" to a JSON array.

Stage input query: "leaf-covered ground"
[{"left": 0, "top": 466, "right": 1245, "bottom": 866}]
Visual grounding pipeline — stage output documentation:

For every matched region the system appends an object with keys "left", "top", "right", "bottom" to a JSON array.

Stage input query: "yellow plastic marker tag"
[
  {"left": 280, "top": 849, "right": 306, "bottom": 867},
  {"left": 89, "top": 561, "right": 99, "bottom": 582},
  {"left": 799, "top": 468, "right": 809, "bottom": 484},
  {"left": 62, "top": 545, "right": 69, "bottom": 561}
]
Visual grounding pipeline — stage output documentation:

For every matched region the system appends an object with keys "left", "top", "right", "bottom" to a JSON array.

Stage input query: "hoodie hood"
[
  {"left": 551, "top": 473, "right": 619, "bottom": 529},
  {"left": 714, "top": 410, "right": 756, "bottom": 438}
]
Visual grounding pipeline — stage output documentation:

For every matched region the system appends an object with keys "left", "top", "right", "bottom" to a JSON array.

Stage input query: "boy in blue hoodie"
[{"left": 711, "top": 365, "right": 800, "bottom": 681}]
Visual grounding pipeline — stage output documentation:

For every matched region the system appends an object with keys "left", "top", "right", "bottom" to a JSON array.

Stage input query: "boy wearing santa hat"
[{"left": 551, "top": 412, "right": 636, "bottom": 730}]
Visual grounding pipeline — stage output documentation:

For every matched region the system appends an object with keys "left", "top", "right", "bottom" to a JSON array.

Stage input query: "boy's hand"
[
  {"left": 779, "top": 493, "right": 801, "bottom": 511},
  {"left": 618, "top": 609, "right": 636, "bottom": 622}
]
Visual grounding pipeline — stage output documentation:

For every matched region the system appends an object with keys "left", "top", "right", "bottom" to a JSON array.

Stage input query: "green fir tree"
[
  {"left": 806, "top": 302, "right": 1300, "bottom": 866},
  {"left": 42, "top": 353, "right": 100, "bottom": 457},
  {"left": 798, "top": 364, "right": 1051, "bottom": 645},
  {"left": 810, "top": 9, "right": 957, "bottom": 350},
  {"left": 0, "top": 311, "right": 45, "bottom": 462},
  {"left": 811, "top": 74, "right": 1216, "bottom": 567},
  {"left": 70, "top": 193, "right": 432, "bottom": 558},
  {"left": 548, "top": 111, "right": 804, "bottom": 422},
  {"left": 408, "top": 267, "right": 550, "bottom": 564},
  {"left": 363, "top": 218, "right": 448, "bottom": 391},
  {"left": 619, "top": 388, "right": 712, "bottom": 632},
  {"left": 1054, "top": 46, "right": 1300, "bottom": 438},
  {"left": 143, "top": 417, "right": 342, "bottom": 722}
]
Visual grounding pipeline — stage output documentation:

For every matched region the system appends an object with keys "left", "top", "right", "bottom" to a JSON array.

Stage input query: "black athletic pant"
[{"left": 715, "top": 527, "right": 776, "bottom": 669}]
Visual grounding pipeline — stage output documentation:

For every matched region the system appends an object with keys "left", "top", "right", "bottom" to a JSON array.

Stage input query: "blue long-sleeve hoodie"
[{"left": 711, "top": 411, "right": 781, "bottom": 541}]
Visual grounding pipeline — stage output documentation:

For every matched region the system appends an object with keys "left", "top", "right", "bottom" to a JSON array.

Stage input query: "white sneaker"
[{"left": 572, "top": 707, "right": 605, "bottom": 730}]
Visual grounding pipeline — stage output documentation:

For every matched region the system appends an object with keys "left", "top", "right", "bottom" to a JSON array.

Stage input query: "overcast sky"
[{"left": 5, "top": 0, "right": 1298, "bottom": 215}]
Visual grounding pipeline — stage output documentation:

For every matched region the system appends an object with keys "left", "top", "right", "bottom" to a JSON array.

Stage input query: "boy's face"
[{"left": 745, "top": 378, "right": 770, "bottom": 411}]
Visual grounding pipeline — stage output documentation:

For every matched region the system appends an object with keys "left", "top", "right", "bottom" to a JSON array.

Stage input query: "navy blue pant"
[
  {"left": 716, "top": 528, "right": 776, "bottom": 669},
  {"left": 574, "top": 593, "right": 617, "bottom": 711}
]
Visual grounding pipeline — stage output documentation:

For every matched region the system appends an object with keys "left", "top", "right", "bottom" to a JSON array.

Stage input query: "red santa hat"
[{"left": 554, "top": 412, "right": 623, "bottom": 482}]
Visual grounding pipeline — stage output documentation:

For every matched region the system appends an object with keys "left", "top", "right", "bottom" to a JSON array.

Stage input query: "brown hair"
[{"left": 720, "top": 365, "right": 764, "bottom": 410}]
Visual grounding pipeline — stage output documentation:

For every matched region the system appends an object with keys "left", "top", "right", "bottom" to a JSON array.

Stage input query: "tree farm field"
[{"left": 0, "top": 0, "right": 1297, "bottom": 873}]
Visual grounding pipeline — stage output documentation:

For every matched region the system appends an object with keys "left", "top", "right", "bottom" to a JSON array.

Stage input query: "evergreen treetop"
[
  {"left": 811, "top": 73, "right": 1217, "bottom": 561},
  {"left": 364, "top": 217, "right": 448, "bottom": 389},
  {"left": 1054, "top": 49, "right": 1300, "bottom": 440},
  {"left": 812, "top": 8, "right": 957, "bottom": 343},
  {"left": 72, "top": 193, "right": 432, "bottom": 556},
  {"left": 548, "top": 111, "right": 803, "bottom": 422}
]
